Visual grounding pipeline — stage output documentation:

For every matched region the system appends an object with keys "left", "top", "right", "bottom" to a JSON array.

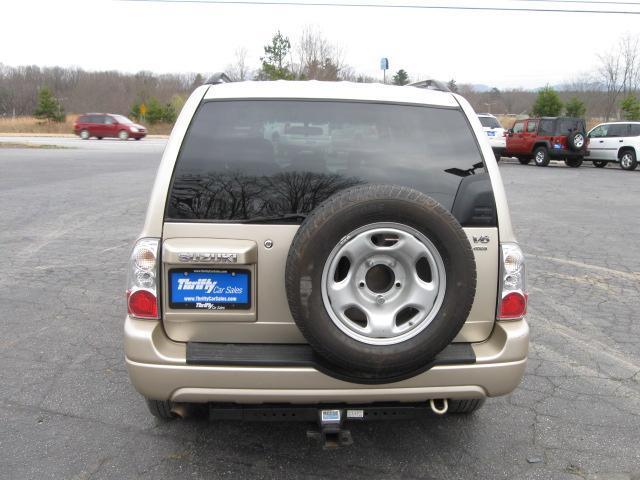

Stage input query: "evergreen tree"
[
  {"left": 34, "top": 86, "right": 65, "bottom": 122},
  {"left": 565, "top": 97, "right": 586, "bottom": 117},
  {"left": 392, "top": 69, "right": 410, "bottom": 86},
  {"left": 621, "top": 95, "right": 640, "bottom": 120},
  {"left": 258, "top": 30, "right": 295, "bottom": 80},
  {"left": 531, "top": 86, "right": 563, "bottom": 117}
]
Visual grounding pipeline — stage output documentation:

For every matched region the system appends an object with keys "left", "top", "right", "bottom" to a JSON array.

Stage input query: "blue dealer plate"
[
  {"left": 169, "top": 269, "right": 251, "bottom": 310},
  {"left": 487, "top": 131, "right": 496, "bottom": 137}
]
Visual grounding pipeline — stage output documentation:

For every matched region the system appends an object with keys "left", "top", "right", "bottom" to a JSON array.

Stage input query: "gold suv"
[{"left": 125, "top": 77, "right": 529, "bottom": 439}]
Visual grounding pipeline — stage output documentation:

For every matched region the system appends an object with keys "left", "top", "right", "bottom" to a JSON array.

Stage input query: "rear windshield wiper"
[{"left": 242, "top": 213, "right": 308, "bottom": 224}]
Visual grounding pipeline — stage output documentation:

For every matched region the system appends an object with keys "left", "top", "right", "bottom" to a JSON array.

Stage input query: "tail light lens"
[
  {"left": 497, "top": 243, "right": 527, "bottom": 319},
  {"left": 127, "top": 238, "right": 160, "bottom": 319}
]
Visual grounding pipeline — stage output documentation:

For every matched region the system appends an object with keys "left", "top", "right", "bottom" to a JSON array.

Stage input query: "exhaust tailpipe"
[
  {"left": 429, "top": 398, "right": 448, "bottom": 415},
  {"left": 170, "top": 403, "right": 191, "bottom": 419}
]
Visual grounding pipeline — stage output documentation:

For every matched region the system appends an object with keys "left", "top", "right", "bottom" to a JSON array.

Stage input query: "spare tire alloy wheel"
[
  {"left": 285, "top": 185, "right": 477, "bottom": 382},
  {"left": 567, "top": 131, "right": 585, "bottom": 151},
  {"left": 620, "top": 151, "right": 638, "bottom": 171}
]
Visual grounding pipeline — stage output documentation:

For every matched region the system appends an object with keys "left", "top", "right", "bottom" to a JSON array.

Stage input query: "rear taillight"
[
  {"left": 497, "top": 243, "right": 527, "bottom": 320},
  {"left": 127, "top": 238, "right": 160, "bottom": 319}
]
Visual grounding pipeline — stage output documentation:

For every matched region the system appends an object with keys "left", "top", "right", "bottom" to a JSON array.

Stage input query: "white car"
[
  {"left": 588, "top": 121, "right": 639, "bottom": 171},
  {"left": 477, "top": 113, "right": 506, "bottom": 160}
]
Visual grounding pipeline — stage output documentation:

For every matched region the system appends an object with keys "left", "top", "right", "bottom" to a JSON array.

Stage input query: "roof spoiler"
[
  {"left": 205, "top": 72, "right": 232, "bottom": 85},
  {"left": 409, "top": 79, "right": 451, "bottom": 93}
]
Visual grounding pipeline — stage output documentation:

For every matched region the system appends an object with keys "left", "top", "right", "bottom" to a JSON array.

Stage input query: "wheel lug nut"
[
  {"left": 376, "top": 295, "right": 385, "bottom": 305},
  {"left": 395, "top": 282, "right": 401, "bottom": 288},
  {"left": 359, "top": 282, "right": 365, "bottom": 288}
]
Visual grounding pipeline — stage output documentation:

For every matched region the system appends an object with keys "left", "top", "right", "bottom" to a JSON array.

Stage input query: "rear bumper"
[
  {"left": 549, "top": 148, "right": 589, "bottom": 159},
  {"left": 124, "top": 316, "right": 529, "bottom": 404}
]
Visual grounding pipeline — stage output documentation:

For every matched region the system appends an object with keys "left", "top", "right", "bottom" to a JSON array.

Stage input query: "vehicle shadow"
[{"left": 146, "top": 411, "right": 496, "bottom": 478}]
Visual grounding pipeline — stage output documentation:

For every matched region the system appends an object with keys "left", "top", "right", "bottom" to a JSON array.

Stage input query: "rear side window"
[
  {"left": 630, "top": 124, "right": 640, "bottom": 136},
  {"left": 479, "top": 116, "right": 501, "bottom": 128},
  {"left": 526, "top": 121, "right": 538, "bottom": 133},
  {"left": 538, "top": 119, "right": 555, "bottom": 135},
  {"left": 166, "top": 100, "right": 494, "bottom": 225},
  {"left": 607, "top": 124, "right": 627, "bottom": 137}
]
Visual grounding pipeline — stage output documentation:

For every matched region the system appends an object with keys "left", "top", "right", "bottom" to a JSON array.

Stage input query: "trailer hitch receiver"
[{"left": 307, "top": 409, "right": 353, "bottom": 449}]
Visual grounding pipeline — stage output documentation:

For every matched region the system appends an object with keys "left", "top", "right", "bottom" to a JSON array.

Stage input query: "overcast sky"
[{"left": 2, "top": 0, "right": 640, "bottom": 89}]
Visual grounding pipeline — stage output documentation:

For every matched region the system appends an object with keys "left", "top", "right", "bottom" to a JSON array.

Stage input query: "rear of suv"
[
  {"left": 74, "top": 113, "right": 146, "bottom": 140},
  {"left": 477, "top": 113, "right": 506, "bottom": 161},
  {"left": 505, "top": 116, "right": 589, "bottom": 167},
  {"left": 125, "top": 78, "right": 529, "bottom": 441},
  {"left": 587, "top": 121, "right": 640, "bottom": 170}
]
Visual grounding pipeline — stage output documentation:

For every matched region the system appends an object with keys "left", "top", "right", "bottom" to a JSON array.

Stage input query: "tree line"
[{"left": 1, "top": 29, "right": 639, "bottom": 123}]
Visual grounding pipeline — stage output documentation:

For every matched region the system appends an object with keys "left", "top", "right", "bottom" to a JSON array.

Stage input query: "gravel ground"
[{"left": 0, "top": 139, "right": 638, "bottom": 479}]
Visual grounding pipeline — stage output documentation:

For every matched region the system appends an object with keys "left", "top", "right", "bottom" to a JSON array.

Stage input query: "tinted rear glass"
[
  {"left": 558, "top": 118, "right": 584, "bottom": 134},
  {"left": 539, "top": 119, "right": 555, "bottom": 135},
  {"left": 166, "top": 100, "right": 493, "bottom": 225},
  {"left": 607, "top": 124, "right": 628, "bottom": 137},
  {"left": 479, "top": 116, "right": 501, "bottom": 128}
]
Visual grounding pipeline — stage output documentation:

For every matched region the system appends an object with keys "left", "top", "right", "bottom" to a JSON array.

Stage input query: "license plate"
[
  {"left": 487, "top": 131, "right": 495, "bottom": 137},
  {"left": 169, "top": 268, "right": 251, "bottom": 310}
]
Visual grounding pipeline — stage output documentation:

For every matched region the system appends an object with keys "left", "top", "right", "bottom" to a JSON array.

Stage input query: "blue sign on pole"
[{"left": 380, "top": 57, "right": 389, "bottom": 71}]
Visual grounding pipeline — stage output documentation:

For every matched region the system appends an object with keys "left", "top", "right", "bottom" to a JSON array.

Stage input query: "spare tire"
[
  {"left": 285, "top": 185, "right": 476, "bottom": 382},
  {"left": 567, "top": 131, "right": 586, "bottom": 152}
]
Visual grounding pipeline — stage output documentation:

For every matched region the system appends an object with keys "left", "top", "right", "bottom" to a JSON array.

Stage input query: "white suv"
[
  {"left": 477, "top": 113, "right": 506, "bottom": 161},
  {"left": 588, "top": 121, "right": 640, "bottom": 171}
]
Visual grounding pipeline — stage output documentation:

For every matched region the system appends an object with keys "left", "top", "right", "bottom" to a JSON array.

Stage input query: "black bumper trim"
[{"left": 187, "top": 342, "right": 476, "bottom": 385}]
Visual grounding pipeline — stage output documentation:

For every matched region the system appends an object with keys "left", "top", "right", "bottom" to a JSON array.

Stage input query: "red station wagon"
[{"left": 73, "top": 113, "right": 147, "bottom": 140}]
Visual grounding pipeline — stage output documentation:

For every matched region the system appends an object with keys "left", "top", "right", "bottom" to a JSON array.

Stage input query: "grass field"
[{"left": 0, "top": 115, "right": 173, "bottom": 135}]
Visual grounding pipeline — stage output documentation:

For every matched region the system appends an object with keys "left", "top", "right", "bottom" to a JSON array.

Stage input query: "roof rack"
[
  {"left": 205, "top": 72, "right": 232, "bottom": 85},
  {"left": 409, "top": 79, "right": 451, "bottom": 93}
]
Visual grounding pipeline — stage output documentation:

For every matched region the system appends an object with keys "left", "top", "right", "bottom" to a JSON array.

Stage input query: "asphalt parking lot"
[{"left": 1, "top": 137, "right": 639, "bottom": 480}]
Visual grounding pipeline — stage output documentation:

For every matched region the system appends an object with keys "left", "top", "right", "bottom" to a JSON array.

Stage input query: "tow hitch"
[
  {"left": 209, "top": 402, "right": 447, "bottom": 448},
  {"left": 306, "top": 409, "right": 354, "bottom": 449}
]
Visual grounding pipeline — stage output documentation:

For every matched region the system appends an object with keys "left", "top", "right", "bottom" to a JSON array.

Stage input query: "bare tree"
[
  {"left": 295, "top": 26, "right": 346, "bottom": 81},
  {"left": 619, "top": 34, "right": 640, "bottom": 94},
  {"left": 598, "top": 51, "right": 623, "bottom": 120},
  {"left": 597, "top": 34, "right": 640, "bottom": 120},
  {"left": 226, "top": 47, "right": 251, "bottom": 82}
]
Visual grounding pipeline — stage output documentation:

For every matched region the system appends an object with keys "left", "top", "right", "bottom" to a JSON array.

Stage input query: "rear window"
[
  {"left": 558, "top": 118, "right": 585, "bottom": 134},
  {"left": 479, "top": 116, "right": 501, "bottom": 128},
  {"left": 166, "top": 100, "right": 493, "bottom": 225}
]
